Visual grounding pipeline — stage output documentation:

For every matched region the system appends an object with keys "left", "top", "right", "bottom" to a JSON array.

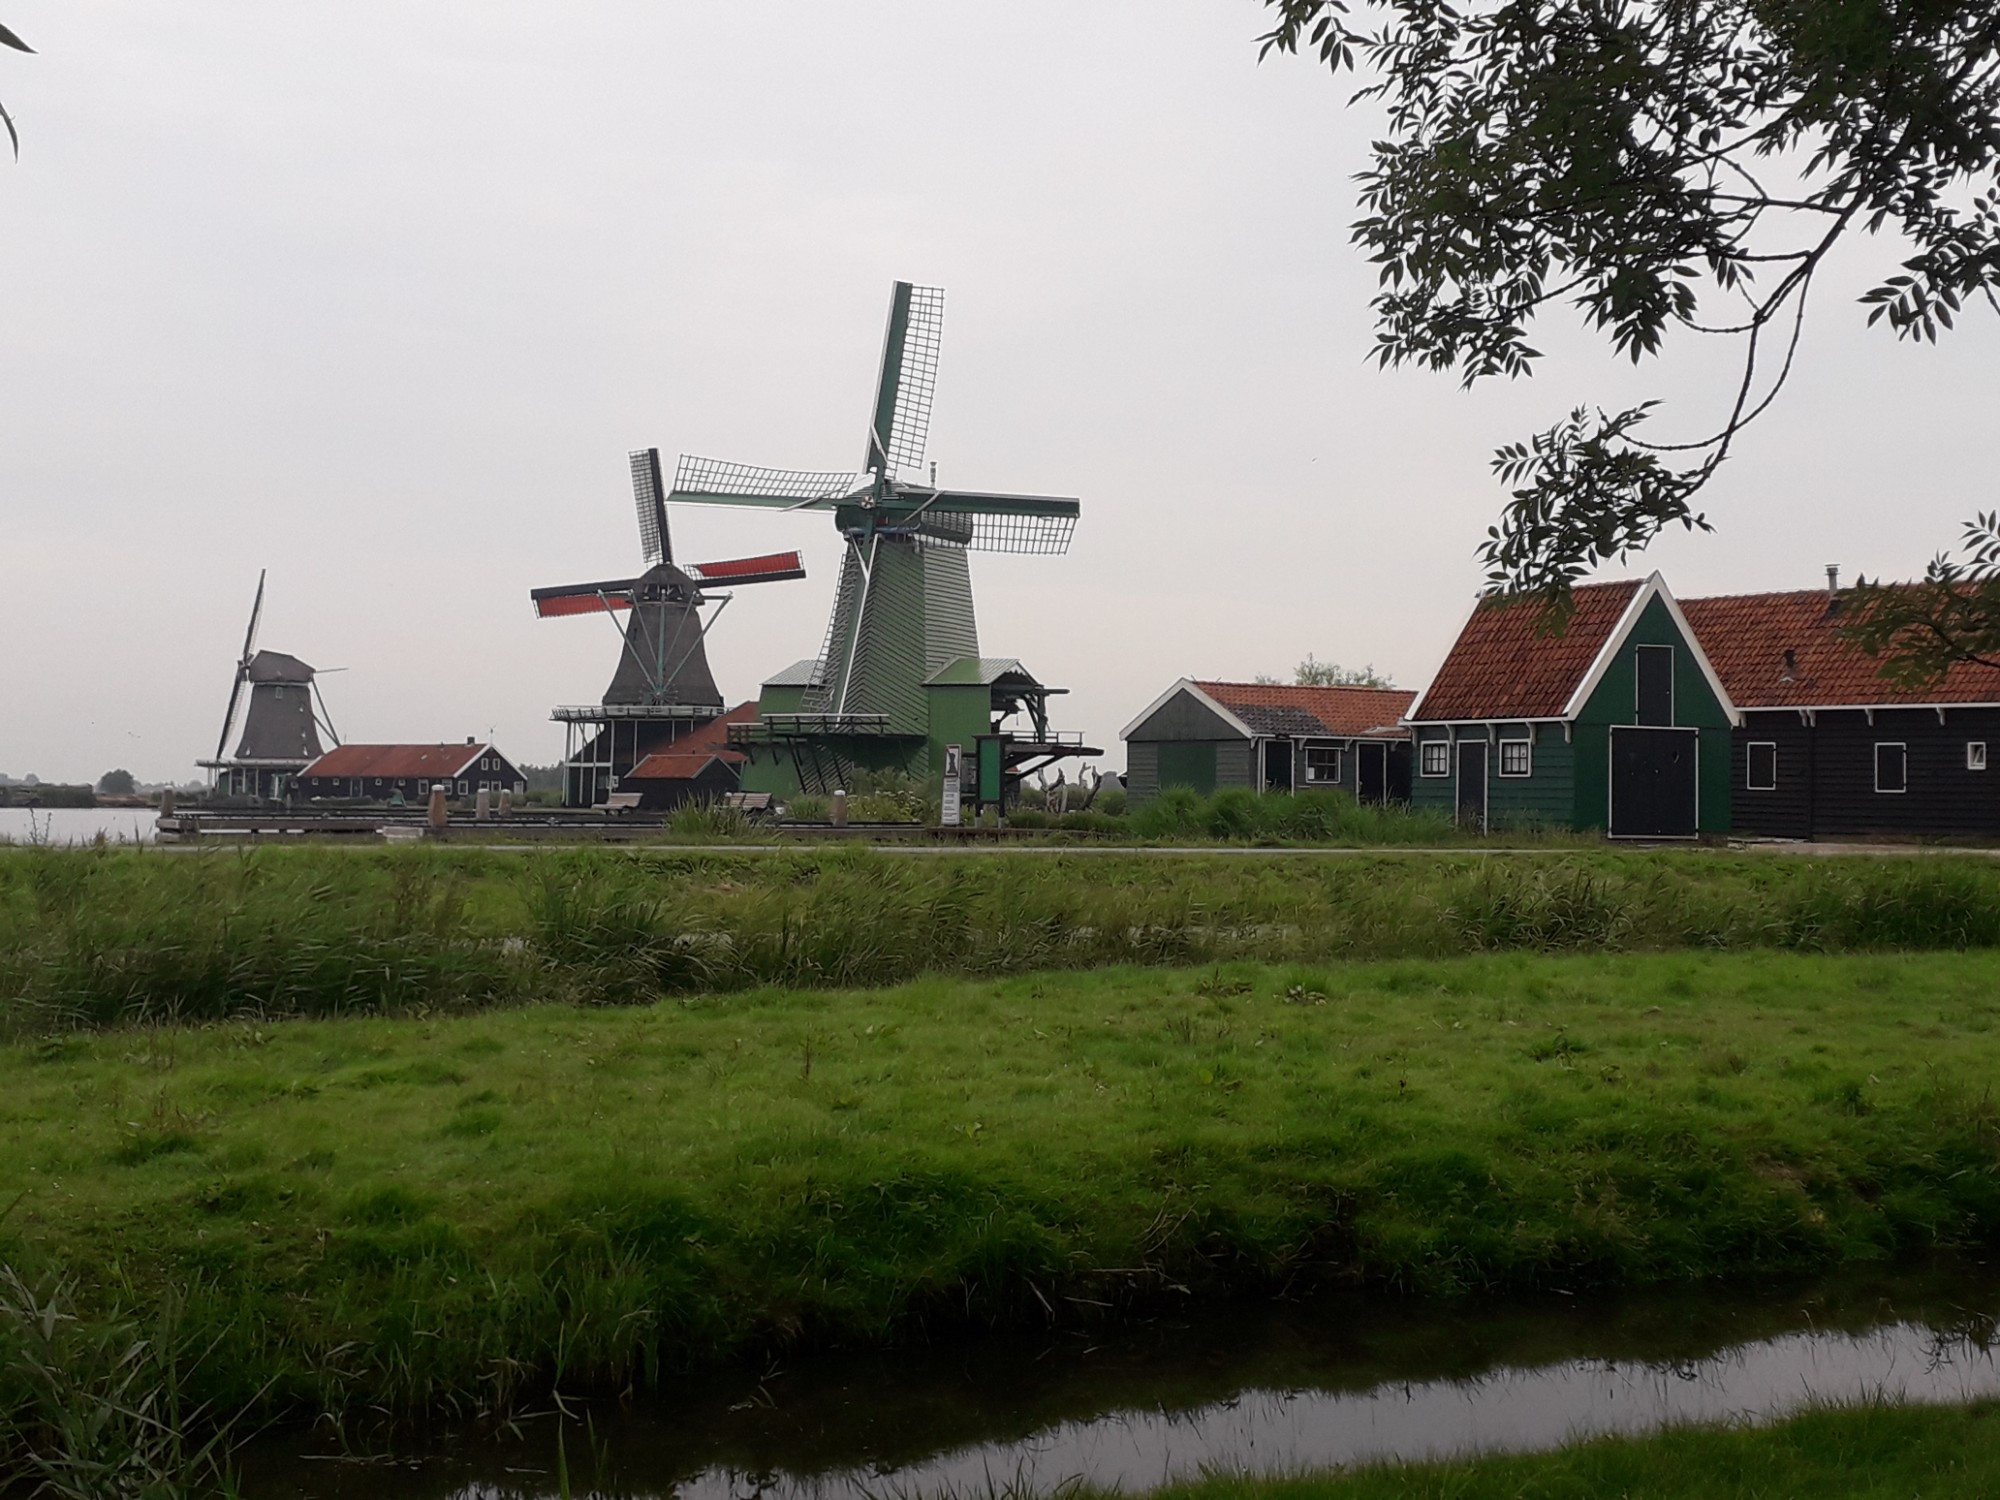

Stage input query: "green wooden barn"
[
  {"left": 1121, "top": 680, "right": 1416, "bottom": 806},
  {"left": 1407, "top": 573, "right": 1737, "bottom": 837}
]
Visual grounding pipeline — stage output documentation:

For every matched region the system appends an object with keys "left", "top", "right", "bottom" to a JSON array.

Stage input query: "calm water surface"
[
  {"left": 0, "top": 806, "right": 156, "bottom": 845},
  {"left": 242, "top": 1260, "right": 1999, "bottom": 1500}
]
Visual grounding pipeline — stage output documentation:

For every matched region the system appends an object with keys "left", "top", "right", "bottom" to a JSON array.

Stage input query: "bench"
[
  {"left": 603, "top": 792, "right": 645, "bottom": 814},
  {"left": 722, "top": 792, "right": 775, "bottom": 815}
]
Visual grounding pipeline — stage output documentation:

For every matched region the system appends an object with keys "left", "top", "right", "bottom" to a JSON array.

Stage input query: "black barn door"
[
  {"left": 1456, "top": 741, "right": 1487, "bottom": 830},
  {"left": 1358, "top": 742, "right": 1388, "bottom": 804},
  {"left": 1610, "top": 727, "right": 1698, "bottom": 838}
]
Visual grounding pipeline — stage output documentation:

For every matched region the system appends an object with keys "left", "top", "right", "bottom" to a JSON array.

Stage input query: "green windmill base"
[{"left": 666, "top": 281, "right": 1099, "bottom": 811}]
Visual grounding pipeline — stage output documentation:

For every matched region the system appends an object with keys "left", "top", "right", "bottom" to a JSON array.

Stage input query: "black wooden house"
[{"left": 1682, "top": 581, "right": 2000, "bottom": 840}]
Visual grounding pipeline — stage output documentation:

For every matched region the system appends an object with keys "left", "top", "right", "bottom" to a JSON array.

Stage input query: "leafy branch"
[{"left": 1260, "top": 0, "right": 2000, "bottom": 599}]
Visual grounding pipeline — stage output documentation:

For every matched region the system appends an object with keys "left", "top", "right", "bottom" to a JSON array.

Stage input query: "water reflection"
[
  {"left": 0, "top": 807, "right": 156, "bottom": 845},
  {"left": 244, "top": 1262, "right": 1998, "bottom": 1499}
]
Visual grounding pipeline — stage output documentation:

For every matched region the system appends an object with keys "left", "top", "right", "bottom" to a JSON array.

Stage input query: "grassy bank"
[
  {"left": 12, "top": 845, "right": 2000, "bottom": 1034},
  {"left": 1129, "top": 1399, "right": 2000, "bottom": 1499},
  {"left": 4, "top": 950, "right": 1998, "bottom": 1437}
]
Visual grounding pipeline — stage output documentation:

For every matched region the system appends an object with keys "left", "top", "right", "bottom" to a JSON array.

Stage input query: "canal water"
[
  {"left": 0, "top": 806, "right": 157, "bottom": 845},
  {"left": 242, "top": 1259, "right": 1998, "bottom": 1499}
]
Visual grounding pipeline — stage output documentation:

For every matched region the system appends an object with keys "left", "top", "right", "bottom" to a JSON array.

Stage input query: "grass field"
[
  {"left": 1125, "top": 1399, "right": 2000, "bottom": 1499},
  {"left": 5, "top": 948, "right": 1999, "bottom": 1446},
  {"left": 11, "top": 843, "right": 2000, "bottom": 1034}
]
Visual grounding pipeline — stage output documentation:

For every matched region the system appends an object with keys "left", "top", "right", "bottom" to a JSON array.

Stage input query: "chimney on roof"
[
  {"left": 466, "top": 736, "right": 475, "bottom": 745},
  {"left": 1781, "top": 648, "right": 1797, "bottom": 682},
  {"left": 1825, "top": 564, "right": 1842, "bottom": 616}
]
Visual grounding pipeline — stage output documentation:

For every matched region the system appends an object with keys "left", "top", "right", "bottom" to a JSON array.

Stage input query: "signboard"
[{"left": 940, "top": 744, "right": 963, "bottom": 827}]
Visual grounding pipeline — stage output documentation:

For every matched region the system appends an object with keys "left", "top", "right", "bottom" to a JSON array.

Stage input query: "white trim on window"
[
  {"left": 1304, "top": 742, "right": 1343, "bottom": 785},
  {"left": 1497, "top": 737, "right": 1532, "bottom": 777},
  {"left": 1419, "top": 740, "right": 1450, "bottom": 778},
  {"left": 1746, "top": 741, "right": 1777, "bottom": 792},
  {"left": 1969, "top": 741, "right": 1988, "bottom": 772},
  {"left": 1874, "top": 742, "right": 1908, "bottom": 794},
  {"left": 457, "top": 779, "right": 469, "bottom": 796}
]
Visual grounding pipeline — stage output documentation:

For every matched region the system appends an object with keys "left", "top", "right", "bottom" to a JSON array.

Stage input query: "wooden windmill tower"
[
  {"left": 665, "top": 281, "right": 1089, "bottom": 797},
  {"left": 198, "top": 570, "right": 340, "bottom": 800},
  {"left": 531, "top": 447, "right": 806, "bottom": 807}
]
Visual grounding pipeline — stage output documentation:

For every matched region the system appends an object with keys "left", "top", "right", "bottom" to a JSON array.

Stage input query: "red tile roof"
[
  {"left": 1410, "top": 580, "right": 1643, "bottom": 722},
  {"left": 1681, "top": 590, "right": 2000, "bottom": 708},
  {"left": 302, "top": 743, "right": 490, "bottom": 779},
  {"left": 1193, "top": 681, "right": 1416, "bottom": 738},
  {"left": 623, "top": 704, "right": 757, "bottom": 782}
]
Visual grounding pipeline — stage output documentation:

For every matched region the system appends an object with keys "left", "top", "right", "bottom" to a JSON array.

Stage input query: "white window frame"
[
  {"left": 1970, "top": 742, "right": 1988, "bottom": 772},
  {"left": 1497, "top": 737, "right": 1532, "bottom": 778},
  {"left": 1419, "top": 740, "right": 1450, "bottom": 778},
  {"left": 1874, "top": 742, "right": 1908, "bottom": 795},
  {"left": 1746, "top": 741, "right": 1777, "bottom": 791},
  {"left": 458, "top": 779, "right": 469, "bottom": 796},
  {"left": 1304, "top": 743, "right": 1343, "bottom": 785}
]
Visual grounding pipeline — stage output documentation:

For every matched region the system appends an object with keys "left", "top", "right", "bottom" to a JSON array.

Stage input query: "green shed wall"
[
  {"left": 925, "top": 684, "right": 991, "bottom": 788},
  {"left": 1571, "top": 596, "right": 1733, "bottom": 835}
]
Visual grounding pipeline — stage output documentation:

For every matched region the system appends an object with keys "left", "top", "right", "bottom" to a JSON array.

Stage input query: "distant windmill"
[
  {"left": 198, "top": 570, "right": 339, "bottom": 799},
  {"left": 530, "top": 447, "right": 806, "bottom": 805},
  {"left": 666, "top": 281, "right": 1079, "bottom": 735}
]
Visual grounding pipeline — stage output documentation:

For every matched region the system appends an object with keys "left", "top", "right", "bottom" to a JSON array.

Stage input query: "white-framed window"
[
  {"left": 1874, "top": 742, "right": 1908, "bottom": 794},
  {"left": 417, "top": 781, "right": 428, "bottom": 795},
  {"left": 1498, "top": 738, "right": 1532, "bottom": 777},
  {"left": 1420, "top": 740, "right": 1450, "bottom": 777},
  {"left": 1305, "top": 744, "right": 1343, "bottom": 784},
  {"left": 457, "top": 780, "right": 468, "bottom": 796},
  {"left": 1970, "top": 742, "right": 1988, "bottom": 772},
  {"left": 1746, "top": 741, "right": 1777, "bottom": 791}
]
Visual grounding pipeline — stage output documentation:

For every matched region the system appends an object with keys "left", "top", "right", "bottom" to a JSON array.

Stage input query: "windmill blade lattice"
[
  {"left": 670, "top": 455, "right": 867, "bottom": 509},
  {"left": 866, "top": 282, "right": 945, "bottom": 476},
  {"left": 629, "top": 448, "right": 672, "bottom": 566}
]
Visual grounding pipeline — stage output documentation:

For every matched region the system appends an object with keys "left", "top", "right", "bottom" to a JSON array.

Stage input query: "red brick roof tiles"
[
  {"left": 303, "top": 744, "right": 490, "bottom": 779},
  {"left": 1681, "top": 590, "right": 2000, "bottom": 708},
  {"left": 1410, "top": 580, "right": 1642, "bottom": 722},
  {"left": 1192, "top": 681, "right": 1417, "bottom": 737}
]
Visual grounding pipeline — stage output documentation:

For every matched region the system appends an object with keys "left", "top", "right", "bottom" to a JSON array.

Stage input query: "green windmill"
[{"left": 667, "top": 281, "right": 1095, "bottom": 801}]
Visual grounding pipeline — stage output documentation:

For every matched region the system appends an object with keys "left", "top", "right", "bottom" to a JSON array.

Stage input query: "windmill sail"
[
  {"left": 865, "top": 281, "right": 945, "bottom": 476},
  {"left": 669, "top": 455, "right": 866, "bottom": 510},
  {"left": 630, "top": 447, "right": 672, "bottom": 566}
]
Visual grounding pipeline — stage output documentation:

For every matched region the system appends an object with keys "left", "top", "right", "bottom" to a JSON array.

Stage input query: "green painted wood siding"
[
  {"left": 1127, "top": 741, "right": 1160, "bottom": 802},
  {"left": 1410, "top": 724, "right": 1570, "bottom": 828},
  {"left": 1410, "top": 727, "right": 1454, "bottom": 818},
  {"left": 1127, "top": 690, "right": 1241, "bottom": 743},
  {"left": 1571, "top": 595, "right": 1733, "bottom": 834}
]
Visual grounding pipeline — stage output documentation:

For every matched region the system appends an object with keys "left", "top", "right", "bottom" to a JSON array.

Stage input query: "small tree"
[
  {"left": 96, "top": 769, "right": 136, "bottom": 795},
  {"left": 1257, "top": 655, "right": 1396, "bottom": 688}
]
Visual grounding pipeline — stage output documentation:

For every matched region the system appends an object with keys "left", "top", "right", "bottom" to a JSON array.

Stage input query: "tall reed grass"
[{"left": 8, "top": 845, "right": 2000, "bottom": 1036}]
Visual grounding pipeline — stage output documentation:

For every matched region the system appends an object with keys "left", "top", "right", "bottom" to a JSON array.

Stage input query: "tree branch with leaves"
[{"left": 1259, "top": 0, "right": 2000, "bottom": 609}]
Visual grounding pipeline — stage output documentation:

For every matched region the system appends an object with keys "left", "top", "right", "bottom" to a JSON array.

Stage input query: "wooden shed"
[
  {"left": 297, "top": 741, "right": 526, "bottom": 805},
  {"left": 1121, "top": 680, "right": 1415, "bottom": 807},
  {"left": 1681, "top": 584, "right": 2000, "bottom": 840},
  {"left": 1407, "top": 574, "right": 1736, "bottom": 837},
  {"left": 619, "top": 703, "right": 758, "bottom": 812}
]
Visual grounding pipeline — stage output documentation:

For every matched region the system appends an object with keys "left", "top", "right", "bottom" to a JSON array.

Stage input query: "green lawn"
[{"left": 5, "top": 949, "right": 1999, "bottom": 1430}]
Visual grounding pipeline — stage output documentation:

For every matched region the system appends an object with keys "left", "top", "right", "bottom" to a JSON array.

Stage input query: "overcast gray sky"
[{"left": 4, "top": 3, "right": 1996, "bottom": 785}]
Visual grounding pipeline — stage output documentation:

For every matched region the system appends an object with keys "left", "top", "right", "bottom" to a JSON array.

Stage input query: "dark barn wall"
[
  {"left": 1800, "top": 708, "right": 2000, "bottom": 839},
  {"left": 1730, "top": 717, "right": 1817, "bottom": 839}
]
